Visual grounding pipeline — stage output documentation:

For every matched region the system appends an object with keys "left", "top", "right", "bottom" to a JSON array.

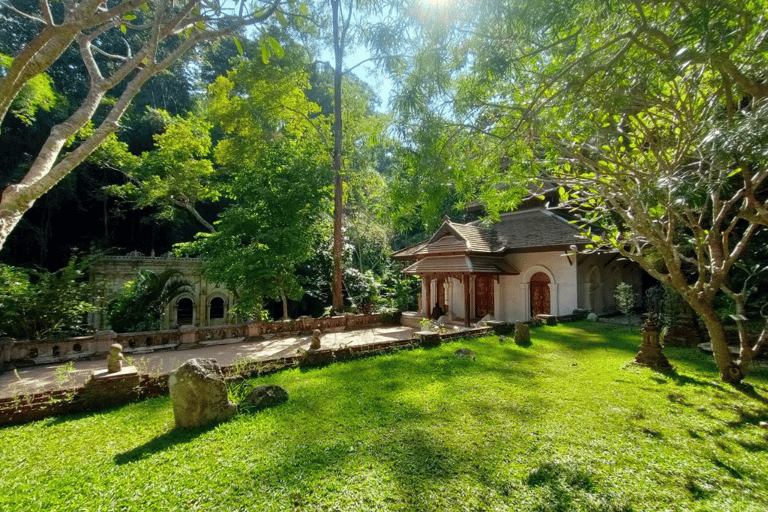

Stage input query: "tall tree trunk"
[{"left": 331, "top": 0, "right": 344, "bottom": 315}]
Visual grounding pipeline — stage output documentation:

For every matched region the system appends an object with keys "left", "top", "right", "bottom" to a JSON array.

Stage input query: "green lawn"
[{"left": 1, "top": 321, "right": 767, "bottom": 512}]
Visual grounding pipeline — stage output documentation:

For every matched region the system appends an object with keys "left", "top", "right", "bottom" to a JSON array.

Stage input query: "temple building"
[
  {"left": 392, "top": 207, "right": 644, "bottom": 326},
  {"left": 88, "top": 251, "right": 235, "bottom": 330}
]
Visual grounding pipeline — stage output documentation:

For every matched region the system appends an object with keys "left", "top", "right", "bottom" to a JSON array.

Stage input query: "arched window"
[
  {"left": 209, "top": 297, "right": 225, "bottom": 319},
  {"left": 177, "top": 298, "right": 194, "bottom": 325}
]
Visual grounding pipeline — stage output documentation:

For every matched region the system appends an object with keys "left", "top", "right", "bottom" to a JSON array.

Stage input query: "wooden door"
[
  {"left": 530, "top": 272, "right": 550, "bottom": 317},
  {"left": 475, "top": 275, "right": 495, "bottom": 318}
]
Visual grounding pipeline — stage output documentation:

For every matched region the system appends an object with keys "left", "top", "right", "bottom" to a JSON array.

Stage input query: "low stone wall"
[
  {"left": 0, "top": 325, "right": 490, "bottom": 427},
  {"left": 0, "top": 314, "right": 387, "bottom": 369}
]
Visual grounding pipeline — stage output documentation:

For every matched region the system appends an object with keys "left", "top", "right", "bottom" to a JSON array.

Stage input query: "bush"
[
  {"left": 0, "top": 259, "right": 96, "bottom": 340},
  {"left": 106, "top": 269, "right": 190, "bottom": 332}
]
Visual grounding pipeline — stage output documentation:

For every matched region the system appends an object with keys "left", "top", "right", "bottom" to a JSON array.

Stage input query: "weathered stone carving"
[
  {"left": 635, "top": 318, "right": 674, "bottom": 371},
  {"left": 514, "top": 322, "right": 531, "bottom": 345},
  {"left": 107, "top": 344, "right": 127, "bottom": 373},
  {"left": 168, "top": 358, "right": 237, "bottom": 429},
  {"left": 310, "top": 329, "right": 322, "bottom": 350}
]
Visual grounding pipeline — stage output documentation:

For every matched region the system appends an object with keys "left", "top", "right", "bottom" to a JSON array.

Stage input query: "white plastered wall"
[
  {"left": 577, "top": 253, "right": 644, "bottom": 313},
  {"left": 497, "top": 251, "right": 579, "bottom": 322}
]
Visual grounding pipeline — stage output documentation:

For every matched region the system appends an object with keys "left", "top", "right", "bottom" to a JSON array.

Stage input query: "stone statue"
[
  {"left": 310, "top": 329, "right": 322, "bottom": 350},
  {"left": 107, "top": 343, "right": 128, "bottom": 373}
]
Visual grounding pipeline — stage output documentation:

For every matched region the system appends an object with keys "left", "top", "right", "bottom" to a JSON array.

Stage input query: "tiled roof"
[
  {"left": 421, "top": 221, "right": 503, "bottom": 255},
  {"left": 391, "top": 241, "right": 428, "bottom": 260},
  {"left": 490, "top": 208, "right": 590, "bottom": 250},
  {"left": 394, "top": 208, "right": 590, "bottom": 263},
  {"left": 402, "top": 255, "right": 520, "bottom": 275}
]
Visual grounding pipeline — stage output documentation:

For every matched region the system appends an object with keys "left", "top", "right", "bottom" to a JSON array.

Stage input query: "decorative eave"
[{"left": 402, "top": 255, "right": 520, "bottom": 276}]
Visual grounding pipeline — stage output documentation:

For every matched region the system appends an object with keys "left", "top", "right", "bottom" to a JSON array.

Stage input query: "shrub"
[{"left": 0, "top": 258, "right": 96, "bottom": 340}]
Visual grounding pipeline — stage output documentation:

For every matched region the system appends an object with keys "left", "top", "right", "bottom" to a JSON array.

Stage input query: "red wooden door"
[
  {"left": 530, "top": 272, "right": 551, "bottom": 317},
  {"left": 475, "top": 275, "right": 495, "bottom": 318}
]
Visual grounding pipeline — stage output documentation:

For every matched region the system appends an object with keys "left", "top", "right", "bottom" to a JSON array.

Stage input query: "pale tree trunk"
[
  {"left": 330, "top": 0, "right": 345, "bottom": 315},
  {"left": 281, "top": 291, "right": 289, "bottom": 320},
  {"left": 689, "top": 301, "right": 744, "bottom": 383},
  {"left": 0, "top": 0, "right": 280, "bottom": 251}
]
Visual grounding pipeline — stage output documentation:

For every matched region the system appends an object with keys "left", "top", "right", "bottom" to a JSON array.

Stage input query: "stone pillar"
[
  {"left": 179, "top": 325, "right": 199, "bottom": 348},
  {"left": 247, "top": 321, "right": 262, "bottom": 339},
  {"left": 421, "top": 277, "right": 429, "bottom": 317},
  {"left": 0, "top": 339, "right": 11, "bottom": 364},
  {"left": 520, "top": 283, "right": 530, "bottom": 321},
  {"left": 470, "top": 275, "right": 477, "bottom": 321},
  {"left": 92, "top": 330, "right": 117, "bottom": 357},
  {"left": 463, "top": 275, "right": 471, "bottom": 327},
  {"left": 549, "top": 283, "right": 559, "bottom": 317},
  {"left": 635, "top": 318, "right": 674, "bottom": 371}
]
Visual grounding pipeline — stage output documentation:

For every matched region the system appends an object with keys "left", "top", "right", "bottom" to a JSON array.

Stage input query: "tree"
[
  {"left": 103, "top": 110, "right": 219, "bottom": 233},
  {"left": 106, "top": 268, "right": 191, "bottom": 332},
  {"left": 391, "top": 0, "right": 768, "bottom": 382},
  {"left": 180, "top": 140, "right": 332, "bottom": 320},
  {"left": 0, "top": 0, "right": 284, "bottom": 251}
]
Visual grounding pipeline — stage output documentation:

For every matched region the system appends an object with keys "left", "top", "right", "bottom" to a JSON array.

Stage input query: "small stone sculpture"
[
  {"left": 514, "top": 322, "right": 531, "bottom": 345},
  {"left": 243, "top": 385, "right": 289, "bottom": 411},
  {"left": 107, "top": 343, "right": 127, "bottom": 373},
  {"left": 635, "top": 317, "right": 674, "bottom": 371},
  {"left": 310, "top": 329, "right": 321, "bottom": 350}
]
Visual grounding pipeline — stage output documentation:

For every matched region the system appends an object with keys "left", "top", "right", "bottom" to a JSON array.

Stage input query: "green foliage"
[
  {"left": 0, "top": 258, "right": 95, "bottom": 340},
  {"left": 179, "top": 139, "right": 332, "bottom": 318},
  {"left": 0, "top": 53, "right": 58, "bottom": 125},
  {"left": 614, "top": 283, "right": 635, "bottom": 318},
  {"left": 103, "top": 110, "right": 219, "bottom": 229},
  {"left": 1, "top": 323, "right": 767, "bottom": 510},
  {"left": 106, "top": 269, "right": 191, "bottom": 333}
]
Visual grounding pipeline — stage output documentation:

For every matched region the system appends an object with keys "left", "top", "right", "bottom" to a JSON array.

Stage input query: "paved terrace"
[{"left": 0, "top": 326, "right": 415, "bottom": 400}]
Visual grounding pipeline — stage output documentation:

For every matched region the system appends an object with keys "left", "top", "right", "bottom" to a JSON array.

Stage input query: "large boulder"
[
  {"left": 169, "top": 358, "right": 237, "bottom": 429},
  {"left": 242, "top": 385, "right": 289, "bottom": 411}
]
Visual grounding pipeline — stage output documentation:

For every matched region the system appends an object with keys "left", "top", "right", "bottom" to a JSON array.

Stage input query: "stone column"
[
  {"left": 179, "top": 325, "right": 199, "bottom": 348},
  {"left": 92, "top": 330, "right": 118, "bottom": 357},
  {"left": 520, "top": 283, "right": 530, "bottom": 321},
  {"left": 421, "top": 277, "right": 430, "bottom": 317},
  {"left": 463, "top": 275, "right": 471, "bottom": 327},
  {"left": 548, "top": 283, "right": 559, "bottom": 317},
  {"left": 470, "top": 275, "right": 477, "bottom": 321}
]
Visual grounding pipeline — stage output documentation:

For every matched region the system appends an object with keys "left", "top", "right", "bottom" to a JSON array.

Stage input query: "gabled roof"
[
  {"left": 488, "top": 208, "right": 590, "bottom": 252},
  {"left": 394, "top": 208, "right": 590, "bottom": 263}
]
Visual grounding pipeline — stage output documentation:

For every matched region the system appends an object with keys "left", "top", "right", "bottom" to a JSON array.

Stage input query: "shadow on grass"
[
  {"left": 731, "top": 382, "right": 768, "bottom": 406},
  {"left": 114, "top": 423, "right": 217, "bottom": 465}
]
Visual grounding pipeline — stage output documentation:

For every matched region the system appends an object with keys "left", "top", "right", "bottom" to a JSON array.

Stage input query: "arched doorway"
[
  {"left": 530, "top": 272, "right": 551, "bottom": 317},
  {"left": 209, "top": 297, "right": 225, "bottom": 321},
  {"left": 177, "top": 298, "right": 194, "bottom": 325}
]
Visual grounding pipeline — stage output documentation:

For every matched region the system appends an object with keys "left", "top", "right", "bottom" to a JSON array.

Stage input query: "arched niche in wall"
[
  {"left": 521, "top": 265, "right": 558, "bottom": 319},
  {"left": 175, "top": 296, "right": 195, "bottom": 325}
]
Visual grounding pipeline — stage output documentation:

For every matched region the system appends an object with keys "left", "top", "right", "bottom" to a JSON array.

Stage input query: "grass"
[{"left": 1, "top": 321, "right": 767, "bottom": 511}]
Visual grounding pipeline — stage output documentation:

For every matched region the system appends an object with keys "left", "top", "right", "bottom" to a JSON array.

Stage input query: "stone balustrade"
[{"left": 0, "top": 314, "right": 387, "bottom": 369}]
